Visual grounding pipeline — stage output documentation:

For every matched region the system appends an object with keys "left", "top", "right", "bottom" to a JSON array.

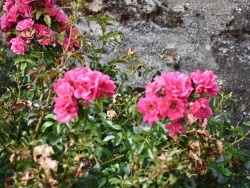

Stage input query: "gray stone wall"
[{"left": 78, "top": 0, "right": 250, "bottom": 121}]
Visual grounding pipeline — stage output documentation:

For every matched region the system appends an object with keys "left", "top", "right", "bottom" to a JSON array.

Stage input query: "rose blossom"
[
  {"left": 189, "top": 98, "right": 213, "bottom": 120},
  {"left": 159, "top": 96, "right": 186, "bottom": 120},
  {"left": 0, "top": 14, "right": 12, "bottom": 32},
  {"left": 10, "top": 36, "right": 27, "bottom": 54},
  {"left": 95, "top": 74, "right": 116, "bottom": 99},
  {"left": 162, "top": 72, "right": 193, "bottom": 100},
  {"left": 53, "top": 78, "right": 74, "bottom": 98},
  {"left": 191, "top": 70, "right": 220, "bottom": 96},
  {"left": 165, "top": 120, "right": 185, "bottom": 138},
  {"left": 137, "top": 97, "right": 160, "bottom": 125},
  {"left": 17, "top": 3, "right": 33, "bottom": 18},
  {"left": 3, "top": 0, "right": 15, "bottom": 11},
  {"left": 6, "top": 5, "right": 19, "bottom": 23},
  {"left": 16, "top": 19, "right": 34, "bottom": 31},
  {"left": 54, "top": 96, "right": 78, "bottom": 123},
  {"left": 55, "top": 8, "right": 69, "bottom": 23},
  {"left": 34, "top": 24, "right": 55, "bottom": 45},
  {"left": 65, "top": 68, "right": 116, "bottom": 100}
]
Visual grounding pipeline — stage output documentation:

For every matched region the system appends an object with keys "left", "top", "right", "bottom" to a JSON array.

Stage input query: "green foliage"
[{"left": 0, "top": 1, "right": 250, "bottom": 188}]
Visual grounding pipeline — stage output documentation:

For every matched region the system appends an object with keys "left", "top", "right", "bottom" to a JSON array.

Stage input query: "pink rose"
[
  {"left": 44, "top": 3, "right": 57, "bottom": 17},
  {"left": 34, "top": 24, "right": 55, "bottom": 45},
  {"left": 16, "top": 19, "right": 34, "bottom": 31},
  {"left": 165, "top": 120, "right": 185, "bottom": 138},
  {"left": 0, "top": 14, "right": 12, "bottom": 32},
  {"left": 159, "top": 96, "right": 186, "bottom": 120},
  {"left": 10, "top": 36, "right": 27, "bottom": 55},
  {"left": 191, "top": 70, "right": 220, "bottom": 96},
  {"left": 3, "top": 0, "right": 15, "bottom": 11},
  {"left": 65, "top": 67, "right": 90, "bottom": 86},
  {"left": 17, "top": 3, "right": 33, "bottom": 18},
  {"left": 53, "top": 78, "right": 74, "bottom": 98},
  {"left": 162, "top": 72, "right": 193, "bottom": 100},
  {"left": 54, "top": 96, "right": 78, "bottom": 123},
  {"left": 145, "top": 76, "right": 165, "bottom": 98},
  {"left": 6, "top": 5, "right": 19, "bottom": 23},
  {"left": 189, "top": 98, "right": 213, "bottom": 120},
  {"left": 55, "top": 8, "right": 69, "bottom": 23},
  {"left": 137, "top": 97, "right": 160, "bottom": 125},
  {"left": 65, "top": 68, "right": 116, "bottom": 101},
  {"left": 73, "top": 71, "right": 100, "bottom": 100},
  {"left": 95, "top": 74, "right": 116, "bottom": 99}
]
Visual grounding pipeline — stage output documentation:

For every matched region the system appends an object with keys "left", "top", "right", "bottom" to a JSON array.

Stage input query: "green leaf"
[
  {"left": 44, "top": 15, "right": 51, "bottom": 27},
  {"left": 234, "top": 126, "right": 244, "bottom": 137},
  {"left": 47, "top": 132, "right": 61, "bottom": 145},
  {"left": 41, "top": 121, "right": 53, "bottom": 132},
  {"left": 224, "top": 151, "right": 232, "bottom": 161},
  {"left": 243, "top": 121, "right": 250, "bottom": 127},
  {"left": 147, "top": 148, "right": 154, "bottom": 160},
  {"left": 109, "top": 177, "right": 121, "bottom": 185},
  {"left": 221, "top": 168, "right": 232, "bottom": 177},
  {"left": 36, "top": 10, "right": 43, "bottom": 20},
  {"left": 103, "top": 135, "right": 115, "bottom": 142}
]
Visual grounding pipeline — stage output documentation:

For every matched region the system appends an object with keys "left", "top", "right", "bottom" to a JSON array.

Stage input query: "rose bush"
[{"left": 0, "top": 0, "right": 250, "bottom": 187}]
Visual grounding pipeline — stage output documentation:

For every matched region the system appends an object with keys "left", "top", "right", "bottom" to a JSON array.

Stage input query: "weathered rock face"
[{"left": 78, "top": 0, "right": 250, "bottom": 121}]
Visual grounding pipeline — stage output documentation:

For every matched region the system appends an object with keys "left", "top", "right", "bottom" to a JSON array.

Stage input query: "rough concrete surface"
[{"left": 78, "top": 0, "right": 250, "bottom": 121}]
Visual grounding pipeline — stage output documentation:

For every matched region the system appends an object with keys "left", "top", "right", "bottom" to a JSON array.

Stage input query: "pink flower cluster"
[
  {"left": 0, "top": 0, "right": 80, "bottom": 55},
  {"left": 137, "top": 70, "right": 220, "bottom": 138},
  {"left": 53, "top": 67, "right": 116, "bottom": 123}
]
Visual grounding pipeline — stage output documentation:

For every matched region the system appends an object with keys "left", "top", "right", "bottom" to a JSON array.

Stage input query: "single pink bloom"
[
  {"left": 191, "top": 70, "right": 220, "bottom": 96},
  {"left": 95, "top": 74, "right": 116, "bottom": 99},
  {"left": 137, "top": 97, "right": 160, "bottom": 125},
  {"left": 145, "top": 76, "right": 165, "bottom": 98},
  {"left": 16, "top": 19, "right": 34, "bottom": 31},
  {"left": 44, "top": 3, "right": 57, "bottom": 17},
  {"left": 54, "top": 96, "right": 78, "bottom": 123},
  {"left": 73, "top": 71, "right": 100, "bottom": 100},
  {"left": 17, "top": 3, "right": 33, "bottom": 18},
  {"left": 189, "top": 98, "right": 213, "bottom": 120},
  {"left": 10, "top": 36, "right": 27, "bottom": 55},
  {"left": 53, "top": 78, "right": 74, "bottom": 98},
  {"left": 65, "top": 67, "right": 90, "bottom": 86},
  {"left": 6, "top": 5, "right": 19, "bottom": 23},
  {"left": 3, "top": 0, "right": 15, "bottom": 11},
  {"left": 165, "top": 120, "right": 185, "bottom": 138},
  {"left": 34, "top": 24, "right": 55, "bottom": 45},
  {"left": 159, "top": 96, "right": 186, "bottom": 120},
  {"left": 162, "top": 72, "right": 193, "bottom": 100},
  {"left": 0, "top": 14, "right": 12, "bottom": 32},
  {"left": 55, "top": 8, "right": 69, "bottom": 23}
]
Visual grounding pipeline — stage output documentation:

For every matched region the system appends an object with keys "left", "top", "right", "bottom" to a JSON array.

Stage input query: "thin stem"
[
  {"left": 101, "top": 154, "right": 125, "bottom": 166},
  {"left": 33, "top": 88, "right": 52, "bottom": 139},
  {"left": 231, "top": 129, "right": 250, "bottom": 146}
]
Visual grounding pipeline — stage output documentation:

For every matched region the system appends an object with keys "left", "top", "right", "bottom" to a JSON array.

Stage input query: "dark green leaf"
[{"left": 47, "top": 132, "right": 61, "bottom": 145}]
